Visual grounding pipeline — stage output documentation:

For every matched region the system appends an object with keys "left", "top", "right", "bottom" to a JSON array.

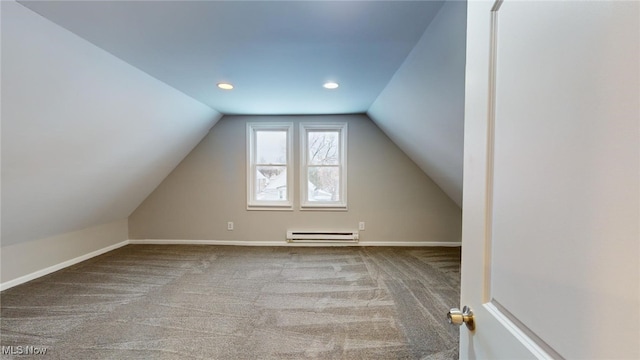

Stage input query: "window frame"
[
  {"left": 246, "top": 122, "right": 294, "bottom": 210},
  {"left": 299, "top": 122, "right": 348, "bottom": 210}
]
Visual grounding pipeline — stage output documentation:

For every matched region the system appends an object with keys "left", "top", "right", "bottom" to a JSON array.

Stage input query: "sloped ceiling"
[
  {"left": 1, "top": 1, "right": 221, "bottom": 246},
  {"left": 2, "top": 0, "right": 466, "bottom": 247},
  {"left": 368, "top": 1, "right": 467, "bottom": 206},
  {"left": 17, "top": 0, "right": 446, "bottom": 115}
]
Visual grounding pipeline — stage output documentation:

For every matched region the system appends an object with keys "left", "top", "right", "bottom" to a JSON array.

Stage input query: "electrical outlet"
[
  {"left": 227, "top": 222, "right": 234, "bottom": 231},
  {"left": 359, "top": 222, "right": 365, "bottom": 231}
]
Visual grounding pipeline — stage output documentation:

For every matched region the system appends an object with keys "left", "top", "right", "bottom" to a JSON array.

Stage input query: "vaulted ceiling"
[
  {"left": 2, "top": 0, "right": 466, "bottom": 247},
  {"left": 19, "top": 0, "right": 446, "bottom": 115}
]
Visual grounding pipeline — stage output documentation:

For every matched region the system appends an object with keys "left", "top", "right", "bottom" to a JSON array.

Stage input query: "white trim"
[
  {"left": 300, "top": 122, "right": 348, "bottom": 209},
  {"left": 244, "top": 207, "right": 294, "bottom": 212},
  {"left": 298, "top": 206, "right": 348, "bottom": 212},
  {"left": 0, "top": 240, "right": 130, "bottom": 291},
  {"left": 362, "top": 241, "right": 461, "bottom": 247},
  {"left": 246, "top": 122, "right": 294, "bottom": 210},
  {"left": 484, "top": 302, "right": 554, "bottom": 359},
  {"left": 130, "top": 239, "right": 285, "bottom": 246},
  {"left": 130, "top": 239, "right": 461, "bottom": 247}
]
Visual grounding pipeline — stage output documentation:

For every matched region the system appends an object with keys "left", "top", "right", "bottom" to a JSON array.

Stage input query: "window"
[
  {"left": 247, "top": 123, "right": 293, "bottom": 209},
  {"left": 300, "top": 123, "right": 347, "bottom": 209}
]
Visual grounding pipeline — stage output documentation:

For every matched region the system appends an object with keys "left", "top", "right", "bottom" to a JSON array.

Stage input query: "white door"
[{"left": 459, "top": 0, "right": 639, "bottom": 359}]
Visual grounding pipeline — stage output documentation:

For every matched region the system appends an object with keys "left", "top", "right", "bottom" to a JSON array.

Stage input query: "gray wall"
[
  {"left": 368, "top": 0, "right": 467, "bottom": 206},
  {"left": 129, "top": 115, "right": 462, "bottom": 244}
]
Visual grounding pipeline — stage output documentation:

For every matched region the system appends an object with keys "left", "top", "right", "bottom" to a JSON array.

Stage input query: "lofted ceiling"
[
  {"left": 19, "top": 0, "right": 446, "bottom": 115},
  {"left": 3, "top": 0, "right": 465, "bottom": 249}
]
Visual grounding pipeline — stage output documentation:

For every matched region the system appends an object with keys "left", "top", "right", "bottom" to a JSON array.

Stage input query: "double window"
[{"left": 247, "top": 122, "right": 347, "bottom": 210}]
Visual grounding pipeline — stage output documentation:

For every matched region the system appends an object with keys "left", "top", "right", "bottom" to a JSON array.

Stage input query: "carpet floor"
[{"left": 1, "top": 245, "right": 461, "bottom": 359}]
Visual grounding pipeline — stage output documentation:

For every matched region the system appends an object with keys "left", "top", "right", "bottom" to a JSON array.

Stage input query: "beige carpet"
[{"left": 1, "top": 245, "right": 461, "bottom": 359}]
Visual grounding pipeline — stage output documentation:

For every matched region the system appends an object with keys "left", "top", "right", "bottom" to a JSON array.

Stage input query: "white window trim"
[
  {"left": 299, "top": 122, "right": 348, "bottom": 210},
  {"left": 247, "top": 122, "right": 294, "bottom": 210}
]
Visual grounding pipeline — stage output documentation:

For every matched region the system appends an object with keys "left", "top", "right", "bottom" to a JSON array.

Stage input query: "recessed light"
[
  {"left": 323, "top": 82, "right": 339, "bottom": 89},
  {"left": 217, "top": 82, "right": 234, "bottom": 90}
]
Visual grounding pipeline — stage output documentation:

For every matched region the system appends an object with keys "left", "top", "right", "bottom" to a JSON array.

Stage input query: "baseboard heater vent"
[{"left": 286, "top": 230, "right": 359, "bottom": 243}]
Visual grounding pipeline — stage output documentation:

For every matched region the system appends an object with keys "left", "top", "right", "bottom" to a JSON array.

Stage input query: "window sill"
[
  {"left": 299, "top": 205, "right": 348, "bottom": 212},
  {"left": 247, "top": 205, "right": 294, "bottom": 211}
]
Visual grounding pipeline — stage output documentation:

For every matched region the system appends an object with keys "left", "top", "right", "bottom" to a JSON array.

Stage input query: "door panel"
[{"left": 461, "top": 0, "right": 639, "bottom": 358}]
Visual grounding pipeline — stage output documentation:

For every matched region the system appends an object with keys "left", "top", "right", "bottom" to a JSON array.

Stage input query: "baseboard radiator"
[{"left": 286, "top": 230, "right": 359, "bottom": 243}]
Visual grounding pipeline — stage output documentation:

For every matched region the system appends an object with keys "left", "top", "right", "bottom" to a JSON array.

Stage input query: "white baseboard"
[
  {"left": 1, "top": 239, "right": 460, "bottom": 291},
  {"left": 130, "top": 239, "right": 285, "bottom": 246},
  {"left": 129, "top": 239, "right": 462, "bottom": 247},
  {"left": 0, "top": 240, "right": 130, "bottom": 291},
  {"left": 361, "top": 241, "right": 461, "bottom": 247}
]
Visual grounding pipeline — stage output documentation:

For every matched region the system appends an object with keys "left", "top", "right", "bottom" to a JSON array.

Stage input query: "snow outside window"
[
  {"left": 247, "top": 123, "right": 293, "bottom": 210},
  {"left": 300, "top": 123, "right": 347, "bottom": 209}
]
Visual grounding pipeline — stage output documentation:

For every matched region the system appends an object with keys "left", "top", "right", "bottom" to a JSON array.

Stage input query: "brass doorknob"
[{"left": 447, "top": 305, "right": 475, "bottom": 331}]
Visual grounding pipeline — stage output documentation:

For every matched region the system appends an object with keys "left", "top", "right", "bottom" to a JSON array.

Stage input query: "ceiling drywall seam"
[{"left": 367, "top": 0, "right": 467, "bottom": 207}]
